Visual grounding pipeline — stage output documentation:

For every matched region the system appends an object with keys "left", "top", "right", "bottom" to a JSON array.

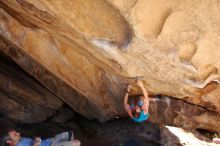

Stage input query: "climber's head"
[{"left": 1, "top": 129, "right": 21, "bottom": 146}]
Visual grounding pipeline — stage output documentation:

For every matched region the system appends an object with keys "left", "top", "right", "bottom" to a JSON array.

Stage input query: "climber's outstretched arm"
[
  {"left": 124, "top": 93, "right": 132, "bottom": 118},
  {"left": 123, "top": 85, "right": 133, "bottom": 118},
  {"left": 137, "top": 80, "right": 149, "bottom": 100},
  {"left": 123, "top": 92, "right": 129, "bottom": 108},
  {"left": 137, "top": 80, "right": 149, "bottom": 114}
]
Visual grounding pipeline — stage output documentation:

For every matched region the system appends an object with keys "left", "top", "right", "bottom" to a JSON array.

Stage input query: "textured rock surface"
[
  {"left": 0, "top": 0, "right": 220, "bottom": 131},
  {"left": 0, "top": 52, "right": 62, "bottom": 123},
  {"left": 52, "top": 106, "right": 75, "bottom": 123},
  {"left": 149, "top": 97, "right": 220, "bottom": 132}
]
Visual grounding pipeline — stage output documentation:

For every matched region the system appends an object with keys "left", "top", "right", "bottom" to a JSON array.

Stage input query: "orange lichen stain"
[
  {"left": 184, "top": 83, "right": 218, "bottom": 105},
  {"left": 196, "top": 83, "right": 218, "bottom": 99},
  {"left": 202, "top": 83, "right": 219, "bottom": 94}
]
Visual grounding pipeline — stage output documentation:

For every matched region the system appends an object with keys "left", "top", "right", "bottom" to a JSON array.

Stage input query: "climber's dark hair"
[
  {"left": 1, "top": 128, "right": 17, "bottom": 137},
  {"left": 129, "top": 94, "right": 144, "bottom": 105},
  {"left": 0, "top": 128, "right": 18, "bottom": 146},
  {"left": 0, "top": 135, "right": 10, "bottom": 146},
  {"left": 129, "top": 94, "right": 143, "bottom": 98}
]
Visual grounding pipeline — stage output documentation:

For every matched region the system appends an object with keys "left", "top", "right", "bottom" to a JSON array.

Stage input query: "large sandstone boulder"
[{"left": 0, "top": 0, "right": 219, "bottom": 132}]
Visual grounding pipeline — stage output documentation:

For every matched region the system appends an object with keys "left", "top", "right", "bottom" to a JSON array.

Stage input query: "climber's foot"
[{"left": 152, "top": 98, "right": 160, "bottom": 102}]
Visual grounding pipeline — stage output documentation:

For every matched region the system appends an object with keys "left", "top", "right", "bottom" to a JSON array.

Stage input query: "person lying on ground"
[
  {"left": 1, "top": 128, "right": 80, "bottom": 146},
  {"left": 123, "top": 80, "right": 159, "bottom": 123}
]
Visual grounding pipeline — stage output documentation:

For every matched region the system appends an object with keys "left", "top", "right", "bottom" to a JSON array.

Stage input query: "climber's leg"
[
  {"left": 52, "top": 131, "right": 74, "bottom": 146},
  {"left": 57, "top": 140, "right": 81, "bottom": 146}
]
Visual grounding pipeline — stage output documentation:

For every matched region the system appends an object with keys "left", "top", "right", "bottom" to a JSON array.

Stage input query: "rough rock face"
[
  {"left": 52, "top": 106, "right": 75, "bottom": 123},
  {"left": 0, "top": 52, "right": 62, "bottom": 123},
  {"left": 149, "top": 97, "right": 220, "bottom": 132},
  {"left": 0, "top": 0, "right": 220, "bottom": 131}
]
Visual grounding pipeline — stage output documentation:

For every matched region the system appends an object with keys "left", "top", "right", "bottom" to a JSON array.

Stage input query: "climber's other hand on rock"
[
  {"left": 137, "top": 80, "right": 144, "bottom": 88},
  {"left": 127, "top": 85, "right": 132, "bottom": 92}
]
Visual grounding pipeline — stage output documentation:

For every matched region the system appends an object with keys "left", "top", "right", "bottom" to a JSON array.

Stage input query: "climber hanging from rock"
[{"left": 123, "top": 79, "right": 159, "bottom": 122}]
